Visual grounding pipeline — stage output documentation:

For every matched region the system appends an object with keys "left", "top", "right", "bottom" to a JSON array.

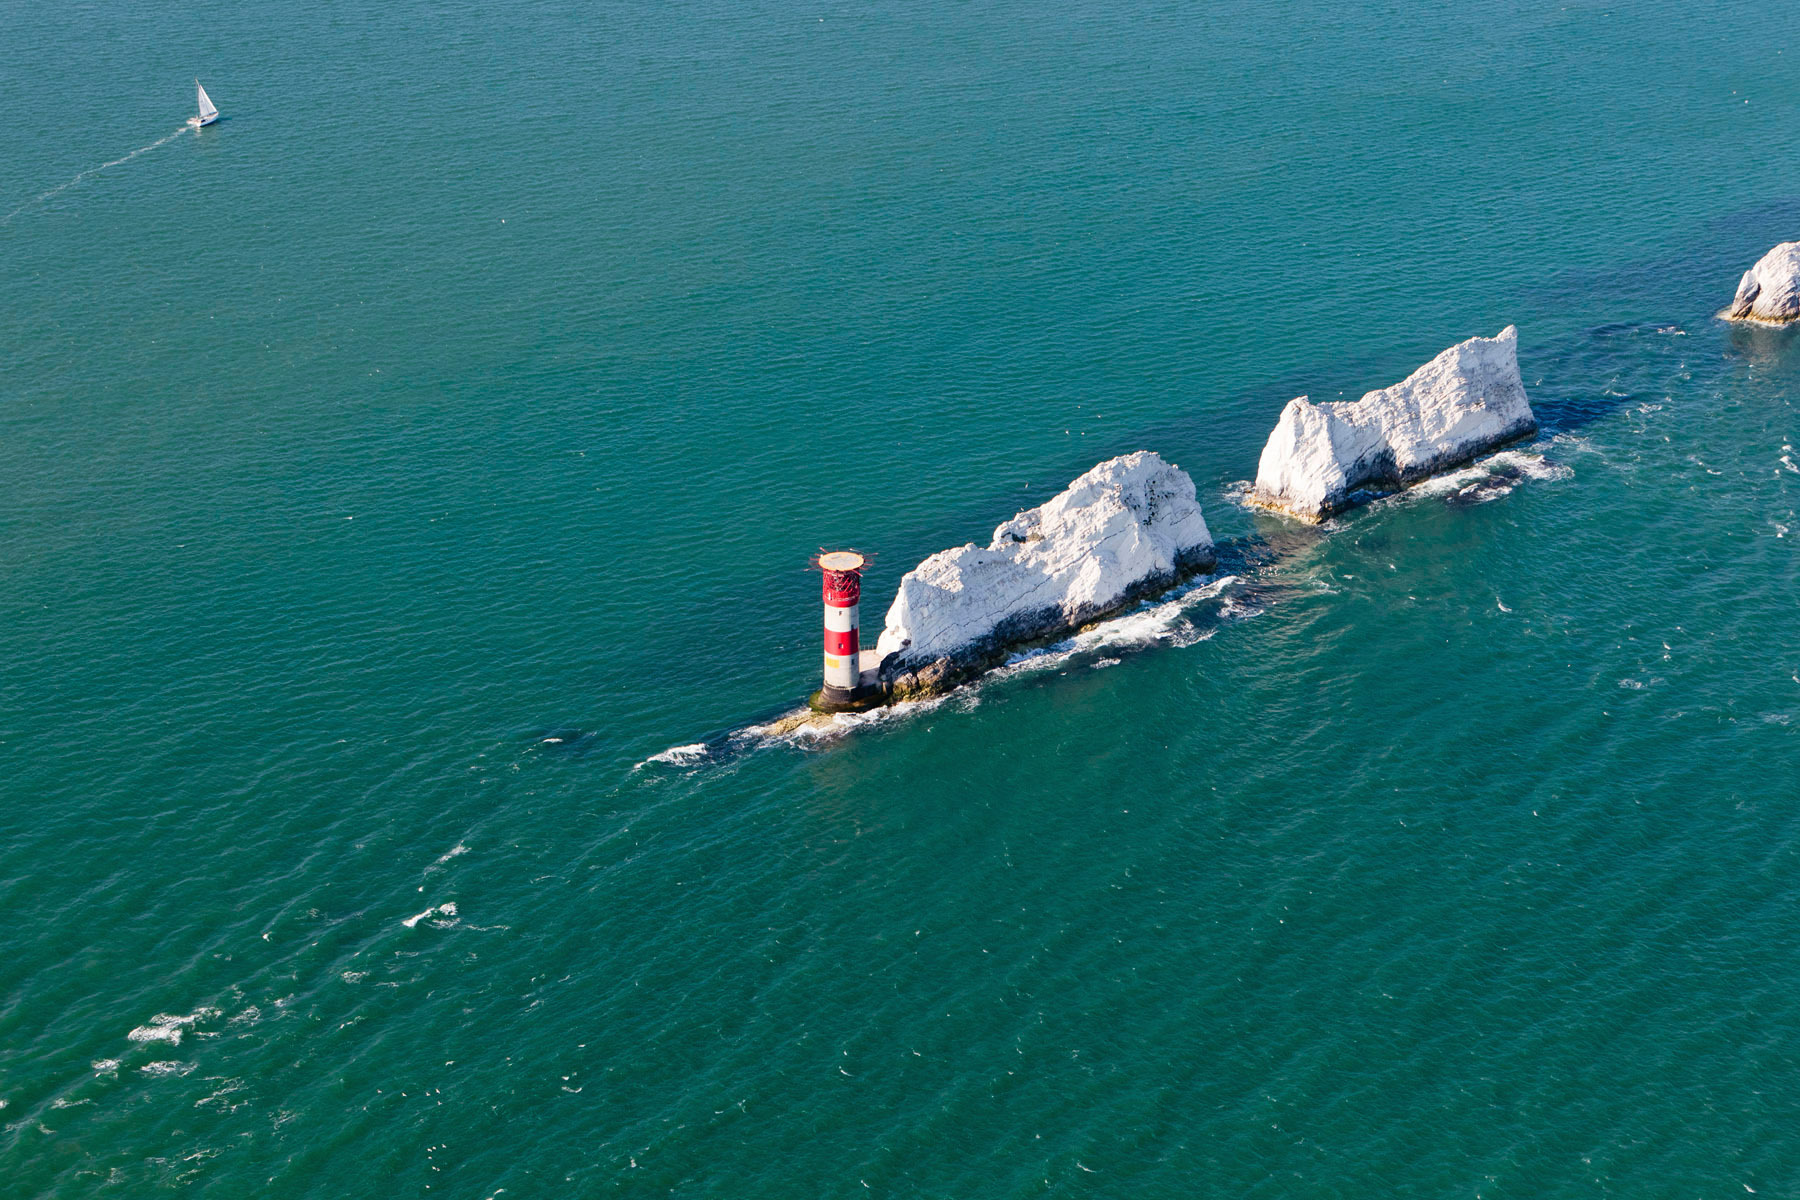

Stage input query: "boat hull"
[{"left": 189, "top": 113, "right": 218, "bottom": 128}]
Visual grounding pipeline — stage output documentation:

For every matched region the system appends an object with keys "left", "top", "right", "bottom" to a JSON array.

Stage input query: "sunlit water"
[{"left": 4, "top": 2, "right": 1800, "bottom": 1195}]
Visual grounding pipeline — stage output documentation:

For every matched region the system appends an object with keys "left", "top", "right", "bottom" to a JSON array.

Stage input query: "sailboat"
[{"left": 188, "top": 80, "right": 219, "bottom": 129}]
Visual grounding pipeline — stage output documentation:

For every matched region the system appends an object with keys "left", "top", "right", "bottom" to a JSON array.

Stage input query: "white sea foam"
[
  {"left": 92, "top": 1059, "right": 121, "bottom": 1074},
  {"left": 1402, "top": 463, "right": 1489, "bottom": 500},
  {"left": 1496, "top": 449, "right": 1573, "bottom": 482},
  {"left": 140, "top": 1061, "right": 196, "bottom": 1078},
  {"left": 1391, "top": 448, "right": 1570, "bottom": 507},
  {"left": 936, "top": 575, "right": 1243, "bottom": 689},
  {"left": 1241, "top": 441, "right": 1569, "bottom": 515},
  {"left": 127, "top": 1007, "right": 221, "bottom": 1045},
  {"left": 433, "top": 843, "right": 469, "bottom": 866},
  {"left": 639, "top": 742, "right": 708, "bottom": 768},
  {"left": 194, "top": 1078, "right": 247, "bottom": 1110},
  {"left": 403, "top": 901, "right": 458, "bottom": 928},
  {"left": 756, "top": 691, "right": 964, "bottom": 744},
  {"left": 1215, "top": 593, "right": 1263, "bottom": 622},
  {"left": 1549, "top": 432, "right": 1601, "bottom": 456}
]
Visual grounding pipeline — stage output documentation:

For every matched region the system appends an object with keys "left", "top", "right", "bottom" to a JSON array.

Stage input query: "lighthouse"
[{"left": 815, "top": 550, "right": 870, "bottom": 711}]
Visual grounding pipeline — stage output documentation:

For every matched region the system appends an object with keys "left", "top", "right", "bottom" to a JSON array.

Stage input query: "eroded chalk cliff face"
[
  {"left": 1726, "top": 242, "right": 1800, "bottom": 323},
  {"left": 1249, "top": 326, "right": 1535, "bottom": 523},
  {"left": 875, "top": 451, "right": 1215, "bottom": 699}
]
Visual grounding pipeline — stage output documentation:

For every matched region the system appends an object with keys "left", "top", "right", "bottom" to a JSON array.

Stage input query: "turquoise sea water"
[{"left": 6, "top": 1, "right": 1800, "bottom": 1194}]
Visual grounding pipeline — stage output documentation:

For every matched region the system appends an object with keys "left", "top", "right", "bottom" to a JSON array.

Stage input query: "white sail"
[{"left": 196, "top": 81, "right": 217, "bottom": 120}]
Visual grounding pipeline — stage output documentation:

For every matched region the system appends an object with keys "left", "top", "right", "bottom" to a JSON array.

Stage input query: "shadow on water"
[
  {"left": 1529, "top": 314, "right": 1800, "bottom": 438},
  {"left": 1524, "top": 319, "right": 1690, "bottom": 436}
]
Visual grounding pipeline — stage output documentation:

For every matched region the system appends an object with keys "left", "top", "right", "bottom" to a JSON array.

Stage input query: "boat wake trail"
[{"left": 1, "top": 127, "right": 189, "bottom": 227}]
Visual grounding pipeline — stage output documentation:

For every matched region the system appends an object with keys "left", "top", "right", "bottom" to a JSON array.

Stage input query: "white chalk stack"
[
  {"left": 1725, "top": 242, "right": 1800, "bottom": 323},
  {"left": 875, "top": 451, "right": 1216, "bottom": 699},
  {"left": 1249, "top": 326, "right": 1536, "bottom": 523}
]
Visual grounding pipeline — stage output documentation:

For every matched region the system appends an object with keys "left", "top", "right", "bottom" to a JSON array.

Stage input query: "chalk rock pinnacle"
[
  {"left": 1726, "top": 242, "right": 1800, "bottom": 323},
  {"left": 1250, "top": 326, "right": 1535, "bottom": 523},
  {"left": 876, "top": 451, "right": 1215, "bottom": 698}
]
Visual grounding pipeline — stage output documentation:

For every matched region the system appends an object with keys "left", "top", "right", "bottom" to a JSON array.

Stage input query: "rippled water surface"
[{"left": 5, "top": 1, "right": 1800, "bottom": 1195}]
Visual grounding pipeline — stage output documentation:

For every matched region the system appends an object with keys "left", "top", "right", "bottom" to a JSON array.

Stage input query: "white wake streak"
[{"left": 1, "top": 126, "right": 189, "bottom": 227}]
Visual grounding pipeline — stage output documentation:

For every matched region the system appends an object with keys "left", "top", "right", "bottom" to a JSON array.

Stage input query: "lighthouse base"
[
  {"left": 810, "top": 652, "right": 888, "bottom": 713},
  {"left": 809, "top": 685, "right": 884, "bottom": 714}
]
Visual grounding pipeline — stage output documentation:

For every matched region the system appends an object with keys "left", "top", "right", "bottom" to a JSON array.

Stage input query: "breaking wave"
[
  {"left": 402, "top": 901, "right": 458, "bottom": 929},
  {"left": 1393, "top": 447, "right": 1573, "bottom": 508},
  {"left": 126, "top": 1006, "right": 222, "bottom": 1046},
  {"left": 641, "top": 743, "right": 708, "bottom": 768},
  {"left": 139, "top": 1061, "right": 197, "bottom": 1078},
  {"left": 989, "top": 574, "right": 1241, "bottom": 681}
]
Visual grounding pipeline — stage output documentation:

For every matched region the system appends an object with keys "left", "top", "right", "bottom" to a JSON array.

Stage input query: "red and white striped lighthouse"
[{"left": 817, "top": 550, "right": 866, "bottom": 708}]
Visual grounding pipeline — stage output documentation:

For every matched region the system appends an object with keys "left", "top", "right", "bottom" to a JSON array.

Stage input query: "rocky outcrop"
[
  {"left": 1725, "top": 242, "right": 1800, "bottom": 322},
  {"left": 875, "top": 451, "right": 1215, "bottom": 699},
  {"left": 1249, "top": 326, "right": 1535, "bottom": 523}
]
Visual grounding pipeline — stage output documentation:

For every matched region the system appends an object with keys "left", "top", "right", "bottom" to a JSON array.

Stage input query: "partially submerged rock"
[
  {"left": 874, "top": 451, "right": 1215, "bottom": 700},
  {"left": 1725, "top": 242, "right": 1800, "bottom": 323},
  {"left": 1249, "top": 326, "right": 1535, "bottom": 523}
]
